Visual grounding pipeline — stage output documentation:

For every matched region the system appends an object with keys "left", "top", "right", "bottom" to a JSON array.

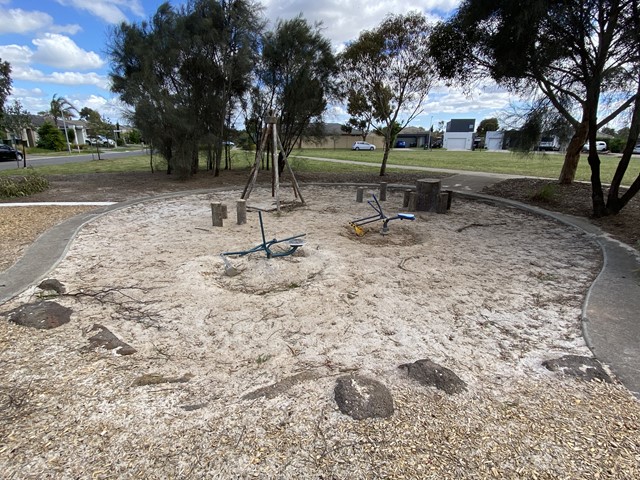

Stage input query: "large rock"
[
  {"left": 84, "top": 324, "right": 136, "bottom": 355},
  {"left": 37, "top": 278, "right": 66, "bottom": 295},
  {"left": 543, "top": 355, "right": 612, "bottom": 383},
  {"left": 6, "top": 301, "right": 72, "bottom": 329},
  {"left": 334, "top": 375, "right": 394, "bottom": 420},
  {"left": 399, "top": 359, "right": 467, "bottom": 395}
]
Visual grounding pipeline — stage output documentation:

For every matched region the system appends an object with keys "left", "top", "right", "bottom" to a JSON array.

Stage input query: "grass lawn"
[{"left": 2, "top": 148, "right": 638, "bottom": 186}]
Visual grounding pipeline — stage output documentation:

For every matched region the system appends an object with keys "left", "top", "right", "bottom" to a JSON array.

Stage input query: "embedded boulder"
[
  {"left": 6, "top": 301, "right": 72, "bottom": 329},
  {"left": 334, "top": 375, "right": 394, "bottom": 420},
  {"left": 84, "top": 324, "right": 136, "bottom": 355},
  {"left": 399, "top": 359, "right": 467, "bottom": 394},
  {"left": 542, "top": 355, "right": 612, "bottom": 383},
  {"left": 37, "top": 279, "right": 66, "bottom": 295}
]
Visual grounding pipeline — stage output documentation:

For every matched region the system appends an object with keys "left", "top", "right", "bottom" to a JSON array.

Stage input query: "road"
[{"left": 0, "top": 148, "right": 146, "bottom": 171}]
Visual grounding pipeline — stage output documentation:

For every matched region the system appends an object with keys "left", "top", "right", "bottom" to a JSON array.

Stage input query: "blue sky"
[{"left": 0, "top": 0, "right": 512, "bottom": 130}]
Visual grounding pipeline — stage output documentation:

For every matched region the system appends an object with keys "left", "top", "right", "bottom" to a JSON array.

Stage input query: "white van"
[{"left": 582, "top": 141, "right": 607, "bottom": 152}]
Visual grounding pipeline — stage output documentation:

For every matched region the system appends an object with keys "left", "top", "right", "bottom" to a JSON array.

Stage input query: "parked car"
[
  {"left": 0, "top": 144, "right": 23, "bottom": 161},
  {"left": 86, "top": 135, "right": 116, "bottom": 147},
  {"left": 395, "top": 140, "right": 406, "bottom": 148},
  {"left": 352, "top": 141, "right": 375, "bottom": 151},
  {"left": 633, "top": 144, "right": 640, "bottom": 154},
  {"left": 582, "top": 141, "right": 607, "bottom": 152}
]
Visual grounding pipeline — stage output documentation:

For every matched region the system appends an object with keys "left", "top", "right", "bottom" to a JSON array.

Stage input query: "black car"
[{"left": 0, "top": 144, "right": 23, "bottom": 161}]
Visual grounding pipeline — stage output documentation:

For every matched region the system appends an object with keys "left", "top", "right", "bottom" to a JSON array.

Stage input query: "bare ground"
[{"left": 0, "top": 170, "right": 639, "bottom": 478}]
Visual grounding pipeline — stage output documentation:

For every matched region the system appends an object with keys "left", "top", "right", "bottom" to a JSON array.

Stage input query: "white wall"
[
  {"left": 444, "top": 132, "right": 473, "bottom": 150},
  {"left": 485, "top": 131, "right": 504, "bottom": 151}
]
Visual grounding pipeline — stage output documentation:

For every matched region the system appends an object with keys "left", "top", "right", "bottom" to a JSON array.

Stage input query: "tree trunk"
[
  {"left": 587, "top": 151, "right": 608, "bottom": 217},
  {"left": 558, "top": 118, "right": 588, "bottom": 184},
  {"left": 379, "top": 137, "right": 392, "bottom": 176}
]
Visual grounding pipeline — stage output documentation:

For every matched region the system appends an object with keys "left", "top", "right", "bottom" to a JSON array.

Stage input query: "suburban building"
[
  {"left": 485, "top": 131, "right": 505, "bottom": 151},
  {"left": 444, "top": 119, "right": 475, "bottom": 150}
]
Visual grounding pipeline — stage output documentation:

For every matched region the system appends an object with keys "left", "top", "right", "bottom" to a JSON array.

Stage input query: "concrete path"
[{"left": 1, "top": 168, "right": 638, "bottom": 398}]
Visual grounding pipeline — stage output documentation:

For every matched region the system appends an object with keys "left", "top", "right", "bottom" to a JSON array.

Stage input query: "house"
[
  {"left": 485, "top": 131, "right": 504, "bottom": 151},
  {"left": 444, "top": 119, "right": 475, "bottom": 150},
  {"left": 6, "top": 115, "right": 90, "bottom": 148}
]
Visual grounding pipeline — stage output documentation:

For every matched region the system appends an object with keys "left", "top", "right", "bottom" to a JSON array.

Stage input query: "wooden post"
[
  {"left": 444, "top": 190, "right": 453, "bottom": 210},
  {"left": 416, "top": 178, "right": 441, "bottom": 212},
  {"left": 436, "top": 193, "right": 449, "bottom": 214},
  {"left": 403, "top": 189, "right": 412, "bottom": 208},
  {"left": 408, "top": 192, "right": 418, "bottom": 211},
  {"left": 379, "top": 182, "right": 388, "bottom": 201},
  {"left": 211, "top": 202, "right": 224, "bottom": 227},
  {"left": 356, "top": 187, "right": 365, "bottom": 203},
  {"left": 221, "top": 204, "right": 228, "bottom": 219},
  {"left": 237, "top": 200, "right": 247, "bottom": 225}
]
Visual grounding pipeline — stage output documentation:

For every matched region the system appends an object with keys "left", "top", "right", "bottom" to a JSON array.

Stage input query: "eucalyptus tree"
[
  {"left": 430, "top": 0, "right": 640, "bottom": 215},
  {"left": 0, "top": 59, "right": 11, "bottom": 119},
  {"left": 246, "top": 15, "right": 337, "bottom": 170},
  {"left": 340, "top": 12, "right": 435, "bottom": 176},
  {"left": 109, "top": 0, "right": 263, "bottom": 178}
]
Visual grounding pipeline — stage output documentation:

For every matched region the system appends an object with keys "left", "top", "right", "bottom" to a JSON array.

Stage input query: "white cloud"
[
  {"left": 0, "top": 45, "right": 32, "bottom": 65},
  {"left": 0, "top": 8, "right": 53, "bottom": 34},
  {"left": 12, "top": 65, "right": 111, "bottom": 90},
  {"left": 262, "top": 0, "right": 461, "bottom": 48},
  {"left": 55, "top": 0, "right": 145, "bottom": 25},
  {"left": 31, "top": 33, "right": 105, "bottom": 70}
]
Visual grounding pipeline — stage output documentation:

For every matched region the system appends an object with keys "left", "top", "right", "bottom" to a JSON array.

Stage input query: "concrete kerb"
[
  {"left": 457, "top": 191, "right": 640, "bottom": 399},
  {"left": 1, "top": 183, "right": 638, "bottom": 398}
]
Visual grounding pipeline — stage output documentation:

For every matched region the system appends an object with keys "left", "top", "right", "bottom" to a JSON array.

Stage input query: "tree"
[
  {"left": 50, "top": 94, "right": 79, "bottom": 152},
  {"left": 344, "top": 90, "right": 375, "bottom": 141},
  {"left": 37, "top": 121, "right": 66, "bottom": 151},
  {"left": 476, "top": 118, "right": 499, "bottom": 136},
  {"left": 340, "top": 12, "right": 435, "bottom": 176},
  {"left": 430, "top": 0, "right": 640, "bottom": 208},
  {"left": 109, "top": 0, "right": 262, "bottom": 178},
  {"left": 0, "top": 59, "right": 11, "bottom": 119},
  {"left": 247, "top": 15, "right": 337, "bottom": 171},
  {"left": 2, "top": 99, "right": 32, "bottom": 144}
]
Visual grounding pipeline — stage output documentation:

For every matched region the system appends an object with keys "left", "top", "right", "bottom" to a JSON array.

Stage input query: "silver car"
[{"left": 352, "top": 141, "right": 375, "bottom": 151}]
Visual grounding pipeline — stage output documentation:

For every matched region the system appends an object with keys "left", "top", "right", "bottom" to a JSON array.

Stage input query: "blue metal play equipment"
[
  {"left": 222, "top": 211, "right": 306, "bottom": 260},
  {"left": 350, "top": 194, "right": 415, "bottom": 236}
]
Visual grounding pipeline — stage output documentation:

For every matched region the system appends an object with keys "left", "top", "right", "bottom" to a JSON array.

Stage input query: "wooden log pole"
[
  {"left": 416, "top": 178, "right": 441, "bottom": 212},
  {"left": 379, "top": 182, "right": 388, "bottom": 201},
  {"left": 221, "top": 204, "right": 228, "bottom": 219},
  {"left": 356, "top": 187, "right": 365, "bottom": 203},
  {"left": 236, "top": 200, "right": 247, "bottom": 225},
  {"left": 408, "top": 192, "right": 418, "bottom": 211},
  {"left": 403, "top": 189, "right": 412, "bottom": 208},
  {"left": 436, "top": 193, "right": 449, "bottom": 214},
  {"left": 211, "top": 202, "right": 224, "bottom": 227}
]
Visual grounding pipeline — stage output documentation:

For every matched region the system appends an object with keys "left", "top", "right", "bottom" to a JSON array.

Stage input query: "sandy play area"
[{"left": 1, "top": 185, "right": 639, "bottom": 478}]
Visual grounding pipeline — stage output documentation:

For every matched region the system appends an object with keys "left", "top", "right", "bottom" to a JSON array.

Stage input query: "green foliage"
[
  {"left": 608, "top": 137, "right": 626, "bottom": 153},
  {"left": 340, "top": 12, "right": 435, "bottom": 175},
  {"left": 0, "top": 59, "right": 11, "bottom": 117},
  {"left": 0, "top": 170, "right": 49, "bottom": 198},
  {"left": 125, "top": 128, "right": 142, "bottom": 144},
  {"left": 2, "top": 99, "right": 32, "bottom": 139},
  {"left": 37, "top": 121, "right": 66, "bottom": 151},
  {"left": 530, "top": 183, "right": 558, "bottom": 203},
  {"left": 249, "top": 15, "right": 337, "bottom": 158},
  {"left": 476, "top": 118, "right": 499, "bottom": 136}
]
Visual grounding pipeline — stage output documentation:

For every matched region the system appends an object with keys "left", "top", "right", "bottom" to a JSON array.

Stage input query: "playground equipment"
[
  {"left": 221, "top": 211, "right": 306, "bottom": 274},
  {"left": 350, "top": 194, "right": 415, "bottom": 236}
]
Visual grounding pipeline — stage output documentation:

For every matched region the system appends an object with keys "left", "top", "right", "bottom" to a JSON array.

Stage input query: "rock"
[
  {"left": 85, "top": 324, "right": 136, "bottom": 355},
  {"left": 37, "top": 279, "right": 66, "bottom": 294},
  {"left": 399, "top": 359, "right": 467, "bottom": 394},
  {"left": 542, "top": 355, "right": 612, "bottom": 383},
  {"left": 243, "top": 371, "right": 320, "bottom": 400},
  {"left": 132, "top": 373, "right": 194, "bottom": 387},
  {"left": 6, "top": 301, "right": 72, "bottom": 329},
  {"left": 334, "top": 375, "right": 394, "bottom": 420}
]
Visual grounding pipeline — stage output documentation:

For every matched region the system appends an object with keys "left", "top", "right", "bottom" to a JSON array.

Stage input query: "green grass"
[
  {"left": 2, "top": 147, "right": 638, "bottom": 186},
  {"left": 292, "top": 148, "right": 640, "bottom": 186}
]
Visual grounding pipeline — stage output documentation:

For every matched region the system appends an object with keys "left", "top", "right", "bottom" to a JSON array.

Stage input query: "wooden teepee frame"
[{"left": 241, "top": 114, "right": 304, "bottom": 212}]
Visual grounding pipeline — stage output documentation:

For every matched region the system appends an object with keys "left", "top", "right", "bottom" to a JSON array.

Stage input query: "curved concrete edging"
[
  {"left": 456, "top": 191, "right": 640, "bottom": 398},
  {"left": 1, "top": 184, "right": 638, "bottom": 398}
]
